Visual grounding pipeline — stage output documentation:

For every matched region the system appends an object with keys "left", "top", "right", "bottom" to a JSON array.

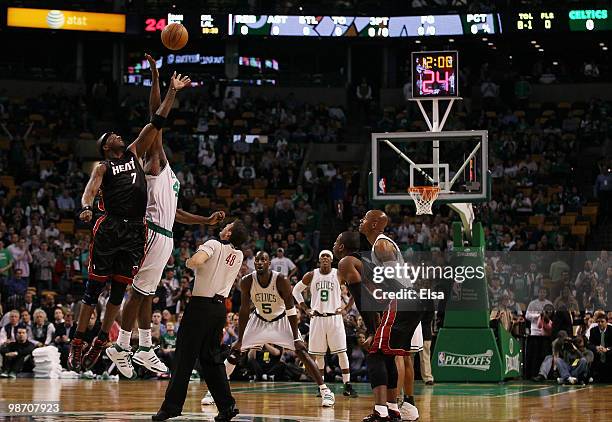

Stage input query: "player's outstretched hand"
[
  {"left": 207, "top": 211, "right": 225, "bottom": 225},
  {"left": 294, "top": 339, "right": 307, "bottom": 352},
  {"left": 79, "top": 209, "right": 93, "bottom": 222},
  {"left": 170, "top": 71, "right": 191, "bottom": 91},
  {"left": 145, "top": 53, "right": 159, "bottom": 79}
]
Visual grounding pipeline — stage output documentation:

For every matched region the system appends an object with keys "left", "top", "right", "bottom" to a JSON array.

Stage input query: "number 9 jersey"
[{"left": 310, "top": 268, "right": 341, "bottom": 314}]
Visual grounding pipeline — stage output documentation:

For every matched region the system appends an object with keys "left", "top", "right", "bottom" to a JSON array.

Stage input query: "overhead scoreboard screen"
[
  {"left": 412, "top": 51, "right": 459, "bottom": 99},
  {"left": 142, "top": 13, "right": 225, "bottom": 35},
  {"left": 228, "top": 14, "right": 501, "bottom": 37},
  {"left": 505, "top": 8, "right": 611, "bottom": 32}
]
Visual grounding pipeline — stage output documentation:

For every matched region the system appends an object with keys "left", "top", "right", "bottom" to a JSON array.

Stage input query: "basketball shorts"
[
  {"left": 88, "top": 214, "right": 147, "bottom": 284},
  {"left": 241, "top": 312, "right": 298, "bottom": 352},
  {"left": 370, "top": 300, "right": 424, "bottom": 356},
  {"left": 308, "top": 314, "right": 347, "bottom": 355},
  {"left": 133, "top": 222, "right": 174, "bottom": 296}
]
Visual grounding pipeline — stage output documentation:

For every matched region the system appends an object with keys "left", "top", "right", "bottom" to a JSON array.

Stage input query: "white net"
[{"left": 408, "top": 186, "right": 440, "bottom": 215}]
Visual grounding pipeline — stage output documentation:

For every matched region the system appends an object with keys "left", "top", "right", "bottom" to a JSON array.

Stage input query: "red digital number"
[
  {"left": 225, "top": 254, "right": 236, "bottom": 266},
  {"left": 422, "top": 69, "right": 435, "bottom": 94},
  {"left": 436, "top": 71, "right": 450, "bottom": 92},
  {"left": 145, "top": 18, "right": 167, "bottom": 32},
  {"left": 145, "top": 18, "right": 157, "bottom": 32}
]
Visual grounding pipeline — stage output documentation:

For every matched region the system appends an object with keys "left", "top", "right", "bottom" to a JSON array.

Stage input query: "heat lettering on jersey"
[{"left": 111, "top": 158, "right": 136, "bottom": 176}]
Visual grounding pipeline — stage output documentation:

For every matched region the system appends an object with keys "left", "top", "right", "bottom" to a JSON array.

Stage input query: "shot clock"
[{"left": 411, "top": 51, "right": 459, "bottom": 99}]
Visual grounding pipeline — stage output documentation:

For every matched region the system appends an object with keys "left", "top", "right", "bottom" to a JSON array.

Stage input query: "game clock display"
[{"left": 412, "top": 51, "right": 458, "bottom": 99}]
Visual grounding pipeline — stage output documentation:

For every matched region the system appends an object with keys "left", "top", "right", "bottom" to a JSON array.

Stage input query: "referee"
[{"left": 153, "top": 220, "right": 248, "bottom": 422}]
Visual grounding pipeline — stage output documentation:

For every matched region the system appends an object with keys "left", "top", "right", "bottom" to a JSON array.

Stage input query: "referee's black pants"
[{"left": 160, "top": 297, "right": 234, "bottom": 415}]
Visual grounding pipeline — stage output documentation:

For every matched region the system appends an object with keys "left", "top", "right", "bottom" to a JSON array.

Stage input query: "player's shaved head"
[
  {"left": 359, "top": 209, "right": 389, "bottom": 237},
  {"left": 254, "top": 251, "right": 270, "bottom": 275}
]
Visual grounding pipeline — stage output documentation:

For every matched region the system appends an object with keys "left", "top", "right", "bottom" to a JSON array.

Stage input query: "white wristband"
[{"left": 286, "top": 307, "right": 297, "bottom": 317}]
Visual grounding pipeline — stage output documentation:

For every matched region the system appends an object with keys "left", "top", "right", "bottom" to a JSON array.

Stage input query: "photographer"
[{"left": 533, "top": 330, "right": 575, "bottom": 383}]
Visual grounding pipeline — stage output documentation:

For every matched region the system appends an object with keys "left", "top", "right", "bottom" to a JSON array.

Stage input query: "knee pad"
[
  {"left": 227, "top": 349, "right": 242, "bottom": 366},
  {"left": 315, "top": 355, "right": 325, "bottom": 370},
  {"left": 82, "top": 280, "right": 106, "bottom": 306},
  {"left": 109, "top": 280, "right": 128, "bottom": 305},
  {"left": 338, "top": 352, "right": 350, "bottom": 370},
  {"left": 386, "top": 355, "right": 398, "bottom": 389},
  {"left": 367, "top": 352, "right": 388, "bottom": 389}
]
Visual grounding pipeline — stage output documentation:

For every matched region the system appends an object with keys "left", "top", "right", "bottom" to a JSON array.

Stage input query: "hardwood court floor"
[{"left": 0, "top": 379, "right": 609, "bottom": 421}]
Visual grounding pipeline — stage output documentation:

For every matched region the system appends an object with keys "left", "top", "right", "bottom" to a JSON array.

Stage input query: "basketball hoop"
[{"left": 408, "top": 186, "right": 440, "bottom": 215}]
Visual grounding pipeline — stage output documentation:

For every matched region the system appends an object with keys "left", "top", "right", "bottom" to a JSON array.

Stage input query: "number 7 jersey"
[
  {"left": 250, "top": 271, "right": 285, "bottom": 321},
  {"left": 310, "top": 268, "right": 341, "bottom": 314}
]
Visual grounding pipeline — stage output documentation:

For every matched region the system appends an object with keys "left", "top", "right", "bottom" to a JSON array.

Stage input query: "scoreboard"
[
  {"left": 412, "top": 51, "right": 459, "bottom": 99},
  {"left": 505, "top": 9, "right": 612, "bottom": 32},
  {"left": 228, "top": 14, "right": 501, "bottom": 37},
  {"left": 142, "top": 13, "right": 225, "bottom": 35}
]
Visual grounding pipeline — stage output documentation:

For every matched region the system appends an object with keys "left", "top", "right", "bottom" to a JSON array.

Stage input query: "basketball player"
[
  {"left": 334, "top": 211, "right": 422, "bottom": 422},
  {"left": 105, "top": 54, "right": 224, "bottom": 378},
  {"left": 68, "top": 71, "right": 192, "bottom": 373},
  {"left": 292, "top": 249, "right": 357, "bottom": 397},
  {"left": 153, "top": 220, "right": 247, "bottom": 421},
  {"left": 207, "top": 251, "right": 335, "bottom": 407}
]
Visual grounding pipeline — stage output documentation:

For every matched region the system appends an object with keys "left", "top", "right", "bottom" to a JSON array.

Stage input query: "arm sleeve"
[{"left": 292, "top": 281, "right": 307, "bottom": 304}]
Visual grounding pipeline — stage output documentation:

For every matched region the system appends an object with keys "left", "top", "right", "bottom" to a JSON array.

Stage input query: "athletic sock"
[
  {"left": 387, "top": 402, "right": 399, "bottom": 412},
  {"left": 374, "top": 405, "right": 389, "bottom": 417},
  {"left": 117, "top": 329, "right": 132, "bottom": 349},
  {"left": 138, "top": 328, "right": 152, "bottom": 348},
  {"left": 225, "top": 360, "right": 236, "bottom": 378},
  {"left": 342, "top": 373, "right": 350, "bottom": 384},
  {"left": 404, "top": 395, "right": 415, "bottom": 406},
  {"left": 97, "top": 331, "right": 109, "bottom": 342},
  {"left": 318, "top": 384, "right": 329, "bottom": 392}
]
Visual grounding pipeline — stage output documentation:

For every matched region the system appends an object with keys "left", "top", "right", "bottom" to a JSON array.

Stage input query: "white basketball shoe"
[
  {"left": 132, "top": 346, "right": 168, "bottom": 373},
  {"left": 105, "top": 344, "right": 135, "bottom": 379},
  {"left": 400, "top": 401, "right": 419, "bottom": 421},
  {"left": 201, "top": 391, "right": 215, "bottom": 405},
  {"left": 321, "top": 389, "right": 335, "bottom": 407}
]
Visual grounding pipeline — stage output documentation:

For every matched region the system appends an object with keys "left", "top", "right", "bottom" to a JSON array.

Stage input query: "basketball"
[{"left": 161, "top": 23, "right": 188, "bottom": 51}]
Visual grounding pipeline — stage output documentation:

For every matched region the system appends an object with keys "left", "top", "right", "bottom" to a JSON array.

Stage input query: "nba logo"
[
  {"left": 438, "top": 352, "right": 446, "bottom": 366},
  {"left": 378, "top": 178, "right": 386, "bottom": 194}
]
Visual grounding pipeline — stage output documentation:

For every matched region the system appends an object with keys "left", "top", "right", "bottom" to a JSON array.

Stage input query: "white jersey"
[
  {"left": 310, "top": 268, "right": 342, "bottom": 314},
  {"left": 250, "top": 271, "right": 285, "bottom": 321},
  {"left": 145, "top": 164, "right": 180, "bottom": 230},
  {"left": 192, "top": 240, "right": 244, "bottom": 298}
]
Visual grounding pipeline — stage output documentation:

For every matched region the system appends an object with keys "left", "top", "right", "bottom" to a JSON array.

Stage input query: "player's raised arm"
[
  {"left": 175, "top": 210, "right": 225, "bottom": 225},
  {"left": 79, "top": 163, "right": 107, "bottom": 222},
  {"left": 144, "top": 54, "right": 168, "bottom": 174},
  {"left": 293, "top": 271, "right": 314, "bottom": 316},
  {"left": 128, "top": 71, "right": 191, "bottom": 159}
]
